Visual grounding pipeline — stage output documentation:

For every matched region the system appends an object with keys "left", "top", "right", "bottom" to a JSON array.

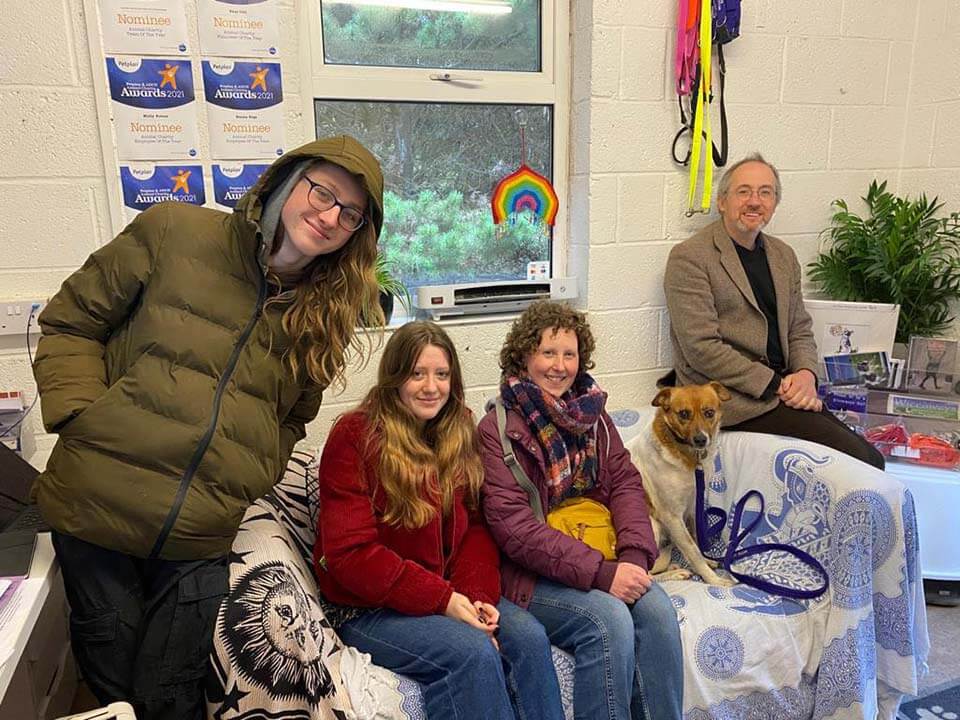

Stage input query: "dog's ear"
[
  {"left": 709, "top": 381, "right": 731, "bottom": 402},
  {"left": 653, "top": 387, "right": 672, "bottom": 408}
]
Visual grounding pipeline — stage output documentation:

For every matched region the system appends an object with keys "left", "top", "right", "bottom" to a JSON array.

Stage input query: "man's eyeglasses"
[
  {"left": 733, "top": 186, "right": 777, "bottom": 202},
  {"left": 302, "top": 176, "right": 366, "bottom": 232}
]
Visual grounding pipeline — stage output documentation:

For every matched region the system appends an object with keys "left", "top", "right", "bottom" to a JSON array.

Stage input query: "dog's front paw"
[
  {"left": 704, "top": 572, "right": 736, "bottom": 588},
  {"left": 657, "top": 566, "right": 693, "bottom": 581}
]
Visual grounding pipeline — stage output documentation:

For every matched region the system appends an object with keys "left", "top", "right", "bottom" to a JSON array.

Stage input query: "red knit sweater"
[{"left": 313, "top": 411, "right": 501, "bottom": 616}]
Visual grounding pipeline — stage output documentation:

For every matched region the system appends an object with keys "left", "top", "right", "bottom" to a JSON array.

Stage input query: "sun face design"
[{"left": 222, "top": 562, "right": 336, "bottom": 704}]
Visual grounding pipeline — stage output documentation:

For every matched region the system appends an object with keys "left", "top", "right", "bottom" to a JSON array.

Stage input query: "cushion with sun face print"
[{"left": 206, "top": 450, "right": 415, "bottom": 720}]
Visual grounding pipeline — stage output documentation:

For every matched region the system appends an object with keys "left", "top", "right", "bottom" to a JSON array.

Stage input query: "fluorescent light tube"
[{"left": 326, "top": 0, "right": 512, "bottom": 15}]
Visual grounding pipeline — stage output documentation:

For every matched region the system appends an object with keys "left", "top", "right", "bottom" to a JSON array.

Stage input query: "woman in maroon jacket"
[
  {"left": 479, "top": 301, "right": 683, "bottom": 720},
  {"left": 314, "top": 321, "right": 563, "bottom": 720}
]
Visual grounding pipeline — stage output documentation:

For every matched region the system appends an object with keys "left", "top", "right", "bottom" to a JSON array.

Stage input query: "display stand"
[{"left": 824, "top": 385, "right": 960, "bottom": 598}]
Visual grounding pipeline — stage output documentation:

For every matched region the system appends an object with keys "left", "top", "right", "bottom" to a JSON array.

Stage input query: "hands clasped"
[
  {"left": 778, "top": 369, "right": 822, "bottom": 412},
  {"left": 444, "top": 592, "right": 500, "bottom": 649}
]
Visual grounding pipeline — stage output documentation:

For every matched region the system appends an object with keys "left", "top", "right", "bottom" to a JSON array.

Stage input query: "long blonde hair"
[
  {"left": 274, "top": 167, "right": 383, "bottom": 391},
  {"left": 361, "top": 322, "right": 483, "bottom": 529}
]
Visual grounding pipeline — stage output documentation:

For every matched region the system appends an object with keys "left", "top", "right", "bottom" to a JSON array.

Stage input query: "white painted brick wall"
[
  {"left": 784, "top": 37, "right": 890, "bottom": 106},
  {"left": 719, "top": 35, "right": 784, "bottom": 104},
  {"left": 4, "top": 0, "right": 960, "bottom": 466},
  {"left": 575, "top": 0, "right": 960, "bottom": 422},
  {"left": 589, "top": 309, "right": 661, "bottom": 373},
  {"left": 899, "top": 0, "right": 960, "bottom": 206},
  {"left": 931, "top": 103, "right": 960, "bottom": 168},
  {"left": 901, "top": 107, "right": 936, "bottom": 168},
  {"left": 841, "top": 0, "right": 918, "bottom": 41},
  {"left": 619, "top": 29, "right": 667, "bottom": 102},
  {"left": 588, "top": 243, "right": 672, "bottom": 309},
  {"left": 590, "top": 26, "right": 621, "bottom": 99},
  {"left": 722, "top": 104, "right": 832, "bottom": 169},
  {"left": 830, "top": 107, "right": 906, "bottom": 169},
  {"left": 746, "top": 0, "right": 842, "bottom": 37},
  {"left": 618, "top": 174, "right": 666, "bottom": 243},
  {"left": 885, "top": 42, "right": 913, "bottom": 106}
]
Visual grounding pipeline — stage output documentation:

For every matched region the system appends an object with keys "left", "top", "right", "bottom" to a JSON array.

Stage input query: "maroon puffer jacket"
[{"left": 478, "top": 405, "right": 657, "bottom": 609}]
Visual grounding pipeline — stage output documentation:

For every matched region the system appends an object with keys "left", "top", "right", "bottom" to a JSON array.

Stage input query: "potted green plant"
[
  {"left": 808, "top": 180, "right": 960, "bottom": 345},
  {"left": 374, "top": 251, "right": 411, "bottom": 325}
]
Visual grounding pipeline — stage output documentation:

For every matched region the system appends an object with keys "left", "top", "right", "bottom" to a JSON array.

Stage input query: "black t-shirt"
[{"left": 733, "top": 235, "right": 785, "bottom": 374}]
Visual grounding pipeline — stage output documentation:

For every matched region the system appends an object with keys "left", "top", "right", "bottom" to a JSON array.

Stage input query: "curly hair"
[{"left": 499, "top": 300, "right": 595, "bottom": 379}]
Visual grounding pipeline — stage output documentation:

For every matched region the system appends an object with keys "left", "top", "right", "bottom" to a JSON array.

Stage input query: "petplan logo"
[
  {"left": 213, "top": 163, "right": 269, "bottom": 208},
  {"left": 108, "top": 57, "right": 195, "bottom": 110},
  {"left": 121, "top": 165, "right": 205, "bottom": 212},
  {"left": 202, "top": 60, "right": 282, "bottom": 111}
]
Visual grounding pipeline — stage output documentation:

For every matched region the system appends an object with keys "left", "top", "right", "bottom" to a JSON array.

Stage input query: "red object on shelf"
[
  {"left": 864, "top": 423, "right": 909, "bottom": 456},
  {"left": 908, "top": 433, "right": 960, "bottom": 469}
]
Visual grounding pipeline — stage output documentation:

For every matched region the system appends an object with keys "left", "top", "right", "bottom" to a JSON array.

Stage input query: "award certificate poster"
[
  {"left": 198, "top": 0, "right": 280, "bottom": 57},
  {"left": 108, "top": 57, "right": 199, "bottom": 160},
  {"left": 203, "top": 60, "right": 284, "bottom": 159},
  {"left": 212, "top": 163, "right": 269, "bottom": 210},
  {"left": 101, "top": 0, "right": 189, "bottom": 55},
  {"left": 120, "top": 164, "right": 205, "bottom": 223}
]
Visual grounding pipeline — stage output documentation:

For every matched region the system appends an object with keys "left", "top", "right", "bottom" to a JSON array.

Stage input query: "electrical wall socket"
[{"left": 0, "top": 300, "right": 47, "bottom": 337}]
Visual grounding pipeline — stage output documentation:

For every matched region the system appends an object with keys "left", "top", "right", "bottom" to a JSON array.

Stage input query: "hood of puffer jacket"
[{"left": 235, "top": 134, "right": 385, "bottom": 240}]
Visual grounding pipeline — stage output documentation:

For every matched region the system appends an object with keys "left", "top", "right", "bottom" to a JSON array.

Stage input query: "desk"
[{"left": 0, "top": 533, "right": 77, "bottom": 719}]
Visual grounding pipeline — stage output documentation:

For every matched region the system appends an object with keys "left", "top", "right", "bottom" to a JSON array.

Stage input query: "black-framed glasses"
[{"left": 302, "top": 176, "right": 367, "bottom": 232}]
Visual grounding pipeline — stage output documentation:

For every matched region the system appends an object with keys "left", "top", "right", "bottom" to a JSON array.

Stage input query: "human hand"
[
  {"left": 474, "top": 601, "right": 500, "bottom": 631},
  {"left": 608, "top": 562, "right": 653, "bottom": 603},
  {"left": 474, "top": 601, "right": 500, "bottom": 650},
  {"left": 445, "top": 592, "right": 488, "bottom": 631},
  {"left": 778, "top": 369, "right": 822, "bottom": 412}
]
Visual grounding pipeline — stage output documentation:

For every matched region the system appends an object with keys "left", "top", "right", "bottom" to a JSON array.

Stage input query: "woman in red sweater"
[{"left": 314, "top": 321, "right": 564, "bottom": 720}]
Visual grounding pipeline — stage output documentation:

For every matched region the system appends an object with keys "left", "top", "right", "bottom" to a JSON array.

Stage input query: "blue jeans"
[
  {"left": 338, "top": 598, "right": 564, "bottom": 720},
  {"left": 528, "top": 579, "right": 683, "bottom": 720}
]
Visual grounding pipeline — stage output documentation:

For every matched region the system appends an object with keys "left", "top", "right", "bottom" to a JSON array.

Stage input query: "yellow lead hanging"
[{"left": 686, "top": 0, "right": 714, "bottom": 216}]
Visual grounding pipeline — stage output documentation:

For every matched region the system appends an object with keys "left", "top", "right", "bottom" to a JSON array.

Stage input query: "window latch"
[{"left": 429, "top": 72, "right": 482, "bottom": 84}]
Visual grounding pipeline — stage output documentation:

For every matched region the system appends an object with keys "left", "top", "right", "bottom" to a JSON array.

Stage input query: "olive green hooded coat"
[{"left": 33, "top": 136, "right": 384, "bottom": 560}]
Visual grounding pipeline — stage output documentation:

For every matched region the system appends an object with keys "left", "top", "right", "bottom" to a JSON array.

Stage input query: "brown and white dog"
[{"left": 625, "top": 382, "right": 736, "bottom": 587}]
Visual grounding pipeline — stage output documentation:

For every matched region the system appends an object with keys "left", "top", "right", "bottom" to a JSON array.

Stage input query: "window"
[
  {"left": 320, "top": 1, "right": 542, "bottom": 72},
  {"left": 299, "top": 0, "right": 569, "bottom": 305}
]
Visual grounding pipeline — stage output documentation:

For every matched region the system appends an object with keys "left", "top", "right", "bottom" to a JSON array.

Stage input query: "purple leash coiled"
[{"left": 694, "top": 464, "right": 829, "bottom": 600}]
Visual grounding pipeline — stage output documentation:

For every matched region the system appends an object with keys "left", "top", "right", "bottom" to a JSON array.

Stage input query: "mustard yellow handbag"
[
  {"left": 494, "top": 398, "right": 618, "bottom": 560},
  {"left": 546, "top": 498, "right": 618, "bottom": 560}
]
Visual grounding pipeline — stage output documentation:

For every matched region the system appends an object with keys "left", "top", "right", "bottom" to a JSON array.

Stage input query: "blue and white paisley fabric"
[{"left": 647, "top": 427, "right": 929, "bottom": 720}]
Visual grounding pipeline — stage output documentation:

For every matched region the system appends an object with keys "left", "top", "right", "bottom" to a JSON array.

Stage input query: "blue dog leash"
[{"left": 694, "top": 464, "right": 830, "bottom": 600}]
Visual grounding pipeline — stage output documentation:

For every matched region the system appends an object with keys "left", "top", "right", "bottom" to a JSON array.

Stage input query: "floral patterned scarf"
[{"left": 500, "top": 373, "right": 606, "bottom": 507}]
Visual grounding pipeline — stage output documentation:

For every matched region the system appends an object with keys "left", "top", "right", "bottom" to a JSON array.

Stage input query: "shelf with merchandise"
[{"left": 820, "top": 384, "right": 960, "bottom": 470}]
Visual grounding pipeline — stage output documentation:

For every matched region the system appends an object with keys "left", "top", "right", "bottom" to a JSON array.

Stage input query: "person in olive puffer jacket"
[{"left": 32, "top": 135, "right": 384, "bottom": 720}]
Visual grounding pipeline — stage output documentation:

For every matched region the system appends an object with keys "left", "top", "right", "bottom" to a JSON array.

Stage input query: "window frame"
[{"left": 295, "top": 0, "right": 571, "bottom": 279}]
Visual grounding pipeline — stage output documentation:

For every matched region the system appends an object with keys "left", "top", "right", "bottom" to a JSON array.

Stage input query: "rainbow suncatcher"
[{"left": 490, "top": 164, "right": 559, "bottom": 227}]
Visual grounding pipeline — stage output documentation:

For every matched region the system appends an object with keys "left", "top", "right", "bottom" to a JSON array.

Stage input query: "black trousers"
[
  {"left": 726, "top": 403, "right": 885, "bottom": 470},
  {"left": 52, "top": 531, "right": 228, "bottom": 720}
]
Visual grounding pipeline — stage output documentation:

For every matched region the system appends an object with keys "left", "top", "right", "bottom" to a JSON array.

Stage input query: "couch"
[{"left": 206, "top": 409, "right": 929, "bottom": 720}]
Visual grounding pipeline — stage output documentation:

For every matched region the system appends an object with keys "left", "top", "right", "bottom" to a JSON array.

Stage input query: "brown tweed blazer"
[{"left": 664, "top": 219, "right": 820, "bottom": 426}]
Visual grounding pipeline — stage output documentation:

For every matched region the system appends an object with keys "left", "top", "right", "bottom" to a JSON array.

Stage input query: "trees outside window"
[{"left": 301, "top": 0, "right": 568, "bottom": 304}]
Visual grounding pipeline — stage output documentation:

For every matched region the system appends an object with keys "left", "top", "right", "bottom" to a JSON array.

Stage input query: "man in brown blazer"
[{"left": 664, "top": 154, "right": 884, "bottom": 468}]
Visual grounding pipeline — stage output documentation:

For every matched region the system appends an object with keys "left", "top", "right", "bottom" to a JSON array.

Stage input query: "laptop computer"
[{"left": 0, "top": 444, "right": 47, "bottom": 576}]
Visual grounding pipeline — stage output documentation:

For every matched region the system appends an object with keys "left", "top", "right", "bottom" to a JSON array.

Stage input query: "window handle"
[{"left": 429, "top": 72, "right": 483, "bottom": 83}]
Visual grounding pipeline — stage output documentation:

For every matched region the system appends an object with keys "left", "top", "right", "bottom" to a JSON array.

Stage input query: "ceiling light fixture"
[{"left": 326, "top": 0, "right": 512, "bottom": 16}]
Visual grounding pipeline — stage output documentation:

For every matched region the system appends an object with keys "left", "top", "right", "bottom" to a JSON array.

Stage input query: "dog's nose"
[{"left": 692, "top": 432, "right": 709, "bottom": 448}]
